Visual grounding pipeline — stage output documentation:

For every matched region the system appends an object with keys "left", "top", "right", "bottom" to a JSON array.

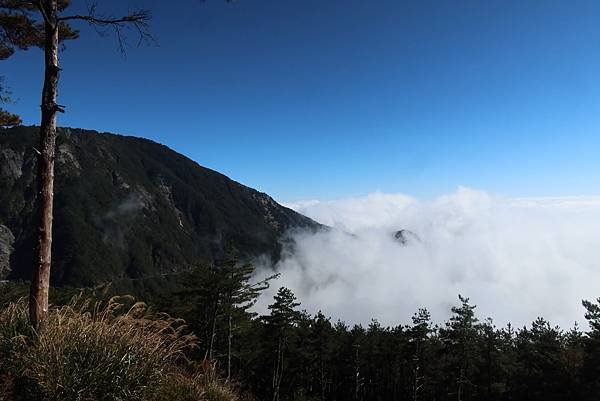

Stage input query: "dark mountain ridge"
[{"left": 0, "top": 126, "right": 319, "bottom": 287}]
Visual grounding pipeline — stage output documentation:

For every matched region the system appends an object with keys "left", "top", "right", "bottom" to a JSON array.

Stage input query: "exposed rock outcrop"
[
  {"left": 393, "top": 229, "right": 421, "bottom": 245},
  {"left": 0, "top": 148, "right": 24, "bottom": 181},
  {"left": 0, "top": 225, "right": 14, "bottom": 279}
]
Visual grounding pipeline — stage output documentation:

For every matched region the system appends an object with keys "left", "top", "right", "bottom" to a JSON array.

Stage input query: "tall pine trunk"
[
  {"left": 354, "top": 344, "right": 360, "bottom": 401},
  {"left": 413, "top": 343, "right": 421, "bottom": 401},
  {"left": 320, "top": 358, "right": 326, "bottom": 401},
  {"left": 30, "top": 0, "right": 59, "bottom": 329},
  {"left": 226, "top": 271, "right": 234, "bottom": 382},
  {"left": 208, "top": 291, "right": 220, "bottom": 360},
  {"left": 272, "top": 335, "right": 284, "bottom": 401},
  {"left": 227, "top": 311, "right": 232, "bottom": 382},
  {"left": 457, "top": 367, "right": 464, "bottom": 401}
]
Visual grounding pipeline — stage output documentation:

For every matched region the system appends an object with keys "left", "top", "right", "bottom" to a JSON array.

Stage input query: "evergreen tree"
[
  {"left": 581, "top": 298, "right": 600, "bottom": 398},
  {"left": 144, "top": 290, "right": 600, "bottom": 401},
  {"left": 512, "top": 318, "right": 566, "bottom": 401},
  {"left": 476, "top": 318, "right": 504, "bottom": 400},
  {"left": 1, "top": 0, "right": 150, "bottom": 328},
  {"left": 310, "top": 312, "right": 335, "bottom": 401},
  {"left": 169, "top": 264, "right": 223, "bottom": 360},
  {"left": 263, "top": 287, "right": 301, "bottom": 401},
  {"left": 1, "top": 1, "right": 70, "bottom": 126},
  {"left": 564, "top": 322, "right": 585, "bottom": 399},
  {"left": 440, "top": 295, "right": 481, "bottom": 401},
  {"left": 409, "top": 309, "right": 434, "bottom": 401},
  {"left": 219, "top": 260, "right": 277, "bottom": 381}
]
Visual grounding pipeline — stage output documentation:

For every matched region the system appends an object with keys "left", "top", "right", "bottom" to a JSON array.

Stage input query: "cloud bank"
[{"left": 254, "top": 187, "right": 600, "bottom": 329}]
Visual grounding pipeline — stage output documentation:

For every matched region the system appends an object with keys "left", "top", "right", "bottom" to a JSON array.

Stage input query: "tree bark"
[
  {"left": 457, "top": 367, "right": 464, "bottom": 401},
  {"left": 273, "top": 336, "right": 284, "bottom": 401},
  {"left": 320, "top": 357, "right": 326, "bottom": 401},
  {"left": 413, "top": 344, "right": 421, "bottom": 401},
  {"left": 227, "top": 311, "right": 232, "bottom": 382},
  {"left": 208, "top": 291, "right": 220, "bottom": 360},
  {"left": 30, "top": 0, "right": 59, "bottom": 329},
  {"left": 354, "top": 344, "right": 360, "bottom": 401}
]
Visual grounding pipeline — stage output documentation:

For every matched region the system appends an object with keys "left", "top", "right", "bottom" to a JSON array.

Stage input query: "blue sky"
[{"left": 3, "top": 0, "right": 600, "bottom": 201}]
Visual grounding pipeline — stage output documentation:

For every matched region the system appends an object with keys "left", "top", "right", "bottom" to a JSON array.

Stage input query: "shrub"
[
  {"left": 0, "top": 297, "right": 197, "bottom": 401},
  {"left": 145, "top": 370, "right": 239, "bottom": 401},
  {"left": 203, "top": 382, "right": 238, "bottom": 401},
  {"left": 145, "top": 371, "right": 204, "bottom": 401}
]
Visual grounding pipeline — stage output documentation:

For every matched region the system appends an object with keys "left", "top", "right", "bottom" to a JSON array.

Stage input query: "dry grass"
[
  {"left": 0, "top": 296, "right": 238, "bottom": 401},
  {"left": 145, "top": 370, "right": 204, "bottom": 401}
]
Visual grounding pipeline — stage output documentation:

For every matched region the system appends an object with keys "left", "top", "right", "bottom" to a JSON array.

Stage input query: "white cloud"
[{"left": 254, "top": 187, "right": 600, "bottom": 329}]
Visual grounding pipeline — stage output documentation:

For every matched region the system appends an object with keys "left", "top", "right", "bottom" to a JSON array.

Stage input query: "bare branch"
[
  {"left": 57, "top": 4, "right": 152, "bottom": 56},
  {"left": 58, "top": 11, "right": 150, "bottom": 26}
]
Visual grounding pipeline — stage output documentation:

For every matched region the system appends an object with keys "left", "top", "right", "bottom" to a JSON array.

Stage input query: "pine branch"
[{"left": 58, "top": 4, "right": 152, "bottom": 55}]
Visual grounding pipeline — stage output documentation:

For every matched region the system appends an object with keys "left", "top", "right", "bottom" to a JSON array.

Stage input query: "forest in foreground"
[{"left": 2, "top": 261, "right": 600, "bottom": 401}]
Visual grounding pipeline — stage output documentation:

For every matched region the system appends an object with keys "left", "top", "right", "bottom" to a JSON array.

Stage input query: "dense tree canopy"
[{"left": 142, "top": 265, "right": 600, "bottom": 401}]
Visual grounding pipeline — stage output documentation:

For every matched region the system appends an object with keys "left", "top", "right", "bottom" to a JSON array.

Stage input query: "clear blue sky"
[{"left": 3, "top": 0, "right": 600, "bottom": 201}]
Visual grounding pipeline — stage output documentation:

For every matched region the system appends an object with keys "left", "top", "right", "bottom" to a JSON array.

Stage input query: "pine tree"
[
  {"left": 263, "top": 287, "right": 301, "bottom": 401},
  {"left": 512, "top": 317, "right": 566, "bottom": 401},
  {"left": 1, "top": 0, "right": 150, "bottom": 328},
  {"left": 440, "top": 295, "right": 481, "bottom": 401},
  {"left": 169, "top": 264, "right": 225, "bottom": 361},
  {"left": 1, "top": 1, "right": 76, "bottom": 126},
  {"left": 219, "top": 260, "right": 277, "bottom": 381},
  {"left": 410, "top": 308, "right": 433, "bottom": 401},
  {"left": 581, "top": 299, "right": 600, "bottom": 398},
  {"left": 311, "top": 311, "right": 335, "bottom": 401}
]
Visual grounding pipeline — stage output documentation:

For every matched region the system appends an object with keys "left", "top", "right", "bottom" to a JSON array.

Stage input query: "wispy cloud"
[{"left": 254, "top": 187, "right": 600, "bottom": 329}]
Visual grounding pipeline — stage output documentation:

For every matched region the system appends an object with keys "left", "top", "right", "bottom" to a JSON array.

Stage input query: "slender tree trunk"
[
  {"left": 273, "top": 335, "right": 285, "bottom": 401},
  {"left": 354, "top": 344, "right": 360, "bottom": 401},
  {"left": 320, "top": 357, "right": 326, "bottom": 401},
  {"left": 413, "top": 343, "right": 421, "bottom": 401},
  {"left": 486, "top": 336, "right": 492, "bottom": 399},
  {"left": 457, "top": 367, "right": 464, "bottom": 401},
  {"left": 227, "top": 311, "right": 232, "bottom": 382},
  {"left": 208, "top": 292, "right": 220, "bottom": 360},
  {"left": 272, "top": 336, "right": 281, "bottom": 401},
  {"left": 226, "top": 271, "right": 234, "bottom": 382},
  {"left": 30, "top": 0, "right": 59, "bottom": 329},
  {"left": 277, "top": 341, "right": 285, "bottom": 401}
]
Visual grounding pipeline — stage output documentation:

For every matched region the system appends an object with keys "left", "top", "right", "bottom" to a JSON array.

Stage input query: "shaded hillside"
[{"left": 0, "top": 126, "right": 319, "bottom": 287}]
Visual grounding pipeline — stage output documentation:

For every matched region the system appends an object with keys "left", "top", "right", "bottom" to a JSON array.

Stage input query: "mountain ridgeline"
[{"left": 0, "top": 126, "right": 319, "bottom": 287}]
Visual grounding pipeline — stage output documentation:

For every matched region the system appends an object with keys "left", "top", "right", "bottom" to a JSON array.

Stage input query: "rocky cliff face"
[
  {"left": 0, "top": 148, "right": 24, "bottom": 181},
  {"left": 393, "top": 229, "right": 421, "bottom": 245},
  {"left": 0, "top": 126, "right": 320, "bottom": 287},
  {"left": 0, "top": 225, "right": 14, "bottom": 279}
]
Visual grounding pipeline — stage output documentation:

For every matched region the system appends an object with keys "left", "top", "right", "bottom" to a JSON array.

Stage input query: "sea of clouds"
[{"left": 253, "top": 187, "right": 600, "bottom": 329}]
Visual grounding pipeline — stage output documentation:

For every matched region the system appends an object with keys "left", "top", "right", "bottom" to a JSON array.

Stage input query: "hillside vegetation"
[{"left": 0, "top": 126, "right": 319, "bottom": 287}]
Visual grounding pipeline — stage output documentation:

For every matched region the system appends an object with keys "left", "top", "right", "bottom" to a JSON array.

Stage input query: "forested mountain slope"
[{"left": 0, "top": 126, "right": 319, "bottom": 287}]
